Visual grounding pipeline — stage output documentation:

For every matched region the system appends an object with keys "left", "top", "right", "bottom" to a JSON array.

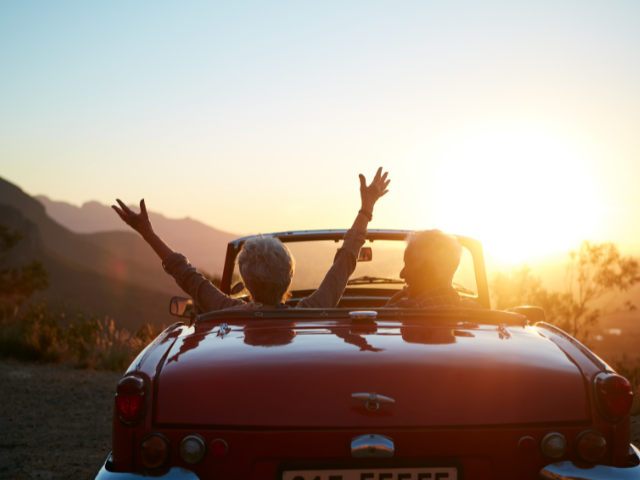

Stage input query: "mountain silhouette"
[
  {"left": 0, "top": 178, "right": 185, "bottom": 296},
  {"left": 35, "top": 195, "right": 238, "bottom": 275},
  {"left": 1, "top": 176, "right": 240, "bottom": 329},
  {"left": 0, "top": 203, "right": 174, "bottom": 329}
]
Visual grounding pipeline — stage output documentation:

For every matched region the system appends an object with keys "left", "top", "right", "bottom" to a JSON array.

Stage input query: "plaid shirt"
[{"left": 385, "top": 285, "right": 481, "bottom": 309}]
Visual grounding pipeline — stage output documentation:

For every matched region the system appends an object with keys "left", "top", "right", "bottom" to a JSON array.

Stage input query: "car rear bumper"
[
  {"left": 92, "top": 446, "right": 640, "bottom": 480},
  {"left": 539, "top": 444, "right": 640, "bottom": 479},
  {"left": 92, "top": 453, "right": 200, "bottom": 480}
]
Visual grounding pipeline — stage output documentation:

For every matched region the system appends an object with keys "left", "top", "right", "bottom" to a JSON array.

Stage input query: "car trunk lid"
[{"left": 155, "top": 322, "right": 590, "bottom": 427}]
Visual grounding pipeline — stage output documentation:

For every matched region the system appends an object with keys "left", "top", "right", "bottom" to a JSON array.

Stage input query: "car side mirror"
[
  {"left": 509, "top": 306, "right": 546, "bottom": 324},
  {"left": 169, "top": 297, "right": 195, "bottom": 318},
  {"left": 357, "top": 247, "right": 373, "bottom": 262}
]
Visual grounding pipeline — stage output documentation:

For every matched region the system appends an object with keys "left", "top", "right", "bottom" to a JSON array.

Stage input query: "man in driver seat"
[{"left": 386, "top": 229, "right": 481, "bottom": 309}]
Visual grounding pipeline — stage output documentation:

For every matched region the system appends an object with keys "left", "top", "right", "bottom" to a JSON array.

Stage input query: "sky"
[{"left": 1, "top": 1, "right": 640, "bottom": 269}]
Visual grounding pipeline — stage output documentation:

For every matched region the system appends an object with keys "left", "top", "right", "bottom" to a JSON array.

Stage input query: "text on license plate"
[{"left": 282, "top": 467, "right": 457, "bottom": 480}]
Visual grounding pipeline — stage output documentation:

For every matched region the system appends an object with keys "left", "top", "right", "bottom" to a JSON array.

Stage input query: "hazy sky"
[{"left": 2, "top": 1, "right": 640, "bottom": 266}]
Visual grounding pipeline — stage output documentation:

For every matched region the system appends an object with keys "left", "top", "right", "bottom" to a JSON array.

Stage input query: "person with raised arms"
[{"left": 112, "top": 168, "right": 390, "bottom": 311}]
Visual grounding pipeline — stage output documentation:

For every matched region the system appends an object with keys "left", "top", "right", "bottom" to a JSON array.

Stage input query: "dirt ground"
[
  {"left": 0, "top": 359, "right": 639, "bottom": 480},
  {"left": 0, "top": 359, "right": 122, "bottom": 480}
]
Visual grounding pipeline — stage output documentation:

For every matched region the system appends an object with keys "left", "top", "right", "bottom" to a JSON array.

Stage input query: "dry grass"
[{"left": 0, "top": 301, "right": 163, "bottom": 371}]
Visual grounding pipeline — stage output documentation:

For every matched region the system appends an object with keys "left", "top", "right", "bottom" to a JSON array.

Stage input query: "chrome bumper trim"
[
  {"left": 351, "top": 433, "right": 395, "bottom": 458},
  {"left": 539, "top": 444, "right": 640, "bottom": 479},
  {"left": 92, "top": 453, "right": 200, "bottom": 480}
]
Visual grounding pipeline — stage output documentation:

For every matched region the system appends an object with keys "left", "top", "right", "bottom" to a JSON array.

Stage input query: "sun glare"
[{"left": 431, "top": 129, "right": 600, "bottom": 264}]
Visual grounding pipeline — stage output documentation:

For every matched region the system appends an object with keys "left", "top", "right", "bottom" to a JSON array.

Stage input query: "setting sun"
[{"left": 432, "top": 129, "right": 600, "bottom": 263}]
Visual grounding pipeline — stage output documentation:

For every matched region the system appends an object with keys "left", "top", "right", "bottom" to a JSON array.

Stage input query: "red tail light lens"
[
  {"left": 575, "top": 430, "right": 607, "bottom": 463},
  {"left": 210, "top": 439, "right": 228, "bottom": 458},
  {"left": 141, "top": 433, "right": 170, "bottom": 469},
  {"left": 116, "top": 375, "right": 147, "bottom": 426},
  {"left": 594, "top": 373, "right": 633, "bottom": 422}
]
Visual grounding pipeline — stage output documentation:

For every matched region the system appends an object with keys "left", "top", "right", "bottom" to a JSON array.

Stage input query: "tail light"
[
  {"left": 210, "top": 439, "right": 229, "bottom": 458},
  {"left": 116, "top": 375, "right": 147, "bottom": 426},
  {"left": 180, "top": 435, "right": 206, "bottom": 464},
  {"left": 517, "top": 436, "right": 536, "bottom": 454},
  {"left": 594, "top": 372, "right": 634, "bottom": 422},
  {"left": 141, "top": 433, "right": 170, "bottom": 469},
  {"left": 575, "top": 430, "right": 607, "bottom": 463},
  {"left": 541, "top": 432, "right": 567, "bottom": 459}
]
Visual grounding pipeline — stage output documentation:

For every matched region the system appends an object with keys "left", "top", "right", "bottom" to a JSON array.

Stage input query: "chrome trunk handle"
[{"left": 352, "top": 392, "right": 395, "bottom": 411}]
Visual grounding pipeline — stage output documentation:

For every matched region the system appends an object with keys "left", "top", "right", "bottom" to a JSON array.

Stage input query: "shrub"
[
  {"left": 0, "top": 223, "right": 164, "bottom": 370},
  {"left": 0, "top": 302, "right": 67, "bottom": 362},
  {"left": 0, "top": 300, "right": 164, "bottom": 371},
  {"left": 0, "top": 225, "right": 49, "bottom": 318},
  {"left": 68, "top": 315, "right": 164, "bottom": 371},
  {"left": 615, "top": 359, "right": 640, "bottom": 416},
  {"left": 492, "top": 241, "right": 640, "bottom": 344}
]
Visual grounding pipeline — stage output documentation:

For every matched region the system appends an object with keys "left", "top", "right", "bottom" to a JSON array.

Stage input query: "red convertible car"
[{"left": 93, "top": 230, "right": 638, "bottom": 480}]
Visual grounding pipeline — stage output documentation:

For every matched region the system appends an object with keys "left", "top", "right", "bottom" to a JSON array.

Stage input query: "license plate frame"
[{"left": 277, "top": 460, "right": 464, "bottom": 480}]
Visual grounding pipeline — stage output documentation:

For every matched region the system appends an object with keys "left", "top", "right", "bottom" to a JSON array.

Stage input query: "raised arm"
[
  {"left": 298, "top": 167, "right": 390, "bottom": 309},
  {"left": 112, "top": 199, "right": 245, "bottom": 312},
  {"left": 353, "top": 167, "right": 390, "bottom": 231},
  {"left": 112, "top": 199, "right": 174, "bottom": 262}
]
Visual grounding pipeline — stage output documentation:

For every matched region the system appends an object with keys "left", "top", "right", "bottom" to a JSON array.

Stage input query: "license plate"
[{"left": 282, "top": 467, "right": 458, "bottom": 480}]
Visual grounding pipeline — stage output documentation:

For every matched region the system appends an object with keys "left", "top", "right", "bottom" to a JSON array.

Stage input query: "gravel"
[
  {"left": 0, "top": 359, "right": 122, "bottom": 480},
  {"left": 0, "top": 359, "right": 638, "bottom": 480}
]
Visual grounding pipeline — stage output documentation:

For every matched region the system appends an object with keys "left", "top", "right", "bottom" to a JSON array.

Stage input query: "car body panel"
[
  {"left": 124, "top": 424, "right": 629, "bottom": 480},
  {"left": 534, "top": 323, "right": 634, "bottom": 467},
  {"left": 112, "top": 323, "right": 187, "bottom": 472},
  {"left": 155, "top": 319, "right": 590, "bottom": 428}
]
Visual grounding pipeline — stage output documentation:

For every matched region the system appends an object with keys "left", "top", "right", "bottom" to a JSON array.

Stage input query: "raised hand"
[
  {"left": 112, "top": 199, "right": 153, "bottom": 237},
  {"left": 359, "top": 167, "right": 390, "bottom": 213}
]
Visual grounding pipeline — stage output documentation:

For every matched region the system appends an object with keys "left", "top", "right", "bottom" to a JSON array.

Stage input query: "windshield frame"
[{"left": 220, "top": 229, "right": 491, "bottom": 309}]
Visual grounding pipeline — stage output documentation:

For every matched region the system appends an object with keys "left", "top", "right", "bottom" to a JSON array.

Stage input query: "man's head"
[
  {"left": 238, "top": 235, "right": 295, "bottom": 305},
  {"left": 400, "top": 229, "right": 462, "bottom": 293}
]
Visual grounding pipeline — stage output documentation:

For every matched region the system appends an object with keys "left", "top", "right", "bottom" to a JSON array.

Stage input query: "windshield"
[{"left": 232, "top": 238, "right": 478, "bottom": 297}]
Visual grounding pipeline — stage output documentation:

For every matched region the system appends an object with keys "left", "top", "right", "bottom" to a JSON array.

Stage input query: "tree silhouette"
[
  {"left": 0, "top": 225, "right": 49, "bottom": 318},
  {"left": 492, "top": 241, "right": 640, "bottom": 343}
]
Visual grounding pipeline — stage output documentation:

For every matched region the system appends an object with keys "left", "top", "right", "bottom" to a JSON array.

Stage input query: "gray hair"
[
  {"left": 405, "top": 229, "right": 462, "bottom": 281},
  {"left": 238, "top": 235, "right": 295, "bottom": 305}
]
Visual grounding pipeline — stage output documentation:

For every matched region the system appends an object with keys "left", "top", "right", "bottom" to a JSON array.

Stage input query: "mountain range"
[
  {"left": 35, "top": 195, "right": 238, "bottom": 276},
  {"left": 0, "top": 177, "right": 237, "bottom": 330}
]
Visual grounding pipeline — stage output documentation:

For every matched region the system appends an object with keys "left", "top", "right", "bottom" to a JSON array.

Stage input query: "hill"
[
  {"left": 36, "top": 195, "right": 238, "bottom": 275},
  {"left": 0, "top": 204, "right": 174, "bottom": 329},
  {"left": 0, "top": 177, "right": 184, "bottom": 296}
]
